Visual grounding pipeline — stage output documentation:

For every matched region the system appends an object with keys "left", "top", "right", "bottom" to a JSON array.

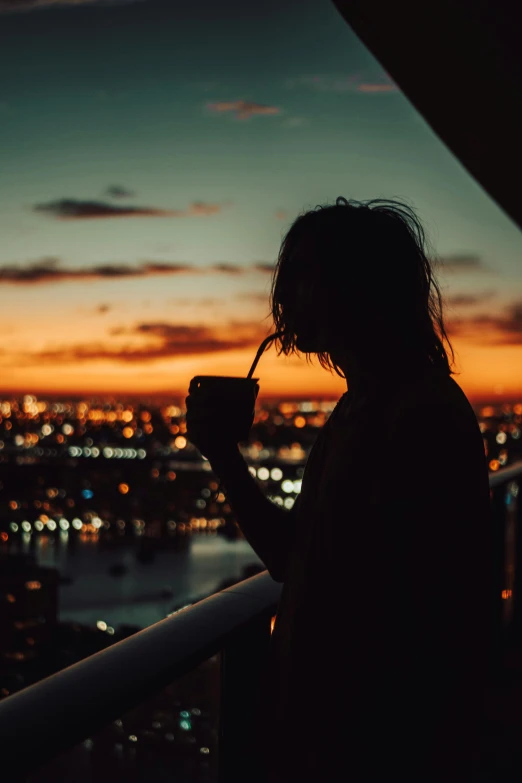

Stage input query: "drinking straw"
[{"left": 212, "top": 331, "right": 285, "bottom": 505}]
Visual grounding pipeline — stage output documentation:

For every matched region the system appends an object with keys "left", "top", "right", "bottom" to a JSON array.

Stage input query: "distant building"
[{"left": 0, "top": 553, "right": 59, "bottom": 663}]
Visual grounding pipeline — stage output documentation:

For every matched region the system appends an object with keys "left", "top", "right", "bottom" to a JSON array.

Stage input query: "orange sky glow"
[{"left": 2, "top": 334, "right": 522, "bottom": 404}]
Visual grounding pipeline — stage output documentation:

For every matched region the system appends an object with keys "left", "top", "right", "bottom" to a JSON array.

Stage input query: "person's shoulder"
[{"left": 387, "top": 368, "right": 478, "bottom": 435}]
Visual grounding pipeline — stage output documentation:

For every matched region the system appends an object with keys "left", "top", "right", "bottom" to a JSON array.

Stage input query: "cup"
[{"left": 188, "top": 375, "right": 260, "bottom": 443}]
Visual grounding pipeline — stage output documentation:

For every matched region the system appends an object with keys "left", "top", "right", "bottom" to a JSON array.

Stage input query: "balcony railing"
[{"left": 1, "top": 461, "right": 522, "bottom": 782}]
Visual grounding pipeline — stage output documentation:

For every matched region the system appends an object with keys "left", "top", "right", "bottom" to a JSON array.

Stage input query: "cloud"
[
  {"left": 185, "top": 201, "right": 226, "bottom": 216},
  {"left": 210, "top": 263, "right": 243, "bottom": 275},
  {"left": 138, "top": 261, "right": 197, "bottom": 275},
  {"left": 33, "top": 198, "right": 224, "bottom": 220},
  {"left": 105, "top": 185, "right": 135, "bottom": 199},
  {"left": 356, "top": 83, "right": 397, "bottom": 93},
  {"left": 0, "top": 0, "right": 141, "bottom": 10},
  {"left": 0, "top": 258, "right": 199, "bottom": 284},
  {"left": 96, "top": 303, "right": 111, "bottom": 314},
  {"left": 206, "top": 100, "right": 281, "bottom": 121},
  {"left": 447, "top": 290, "right": 496, "bottom": 307},
  {"left": 253, "top": 262, "right": 276, "bottom": 274},
  {"left": 284, "top": 72, "right": 397, "bottom": 94},
  {"left": 34, "top": 321, "right": 268, "bottom": 364},
  {"left": 0, "top": 257, "right": 282, "bottom": 285},
  {"left": 448, "top": 301, "right": 522, "bottom": 345},
  {"left": 438, "top": 253, "right": 493, "bottom": 273},
  {"left": 0, "top": 258, "right": 275, "bottom": 285}
]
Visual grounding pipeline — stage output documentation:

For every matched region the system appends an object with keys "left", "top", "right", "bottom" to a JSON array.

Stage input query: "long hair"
[{"left": 269, "top": 196, "right": 455, "bottom": 379}]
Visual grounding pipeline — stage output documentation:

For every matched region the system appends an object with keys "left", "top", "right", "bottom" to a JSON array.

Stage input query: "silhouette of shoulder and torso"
[{"left": 259, "top": 365, "right": 492, "bottom": 782}]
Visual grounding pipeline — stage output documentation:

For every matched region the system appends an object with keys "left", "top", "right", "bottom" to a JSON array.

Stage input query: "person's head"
[{"left": 269, "top": 196, "right": 455, "bottom": 380}]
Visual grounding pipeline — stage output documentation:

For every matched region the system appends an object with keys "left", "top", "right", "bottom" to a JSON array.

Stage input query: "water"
[{"left": 21, "top": 533, "right": 263, "bottom": 630}]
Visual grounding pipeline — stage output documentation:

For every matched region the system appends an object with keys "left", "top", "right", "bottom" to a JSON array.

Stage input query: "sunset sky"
[{"left": 1, "top": 0, "right": 521, "bottom": 402}]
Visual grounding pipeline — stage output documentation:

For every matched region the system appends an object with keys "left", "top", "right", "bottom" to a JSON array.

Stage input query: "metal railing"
[
  {"left": 0, "top": 571, "right": 281, "bottom": 781},
  {"left": 490, "top": 462, "right": 522, "bottom": 651},
  {"left": 0, "top": 461, "right": 521, "bottom": 781}
]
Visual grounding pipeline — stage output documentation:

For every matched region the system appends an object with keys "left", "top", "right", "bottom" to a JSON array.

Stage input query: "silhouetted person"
[{"left": 186, "top": 198, "right": 493, "bottom": 782}]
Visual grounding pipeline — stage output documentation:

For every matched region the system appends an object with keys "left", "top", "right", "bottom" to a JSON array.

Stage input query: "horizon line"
[{"left": 0, "top": 388, "right": 520, "bottom": 407}]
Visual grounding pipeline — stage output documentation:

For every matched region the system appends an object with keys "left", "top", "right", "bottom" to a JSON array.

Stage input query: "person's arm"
[{"left": 209, "top": 445, "right": 299, "bottom": 582}]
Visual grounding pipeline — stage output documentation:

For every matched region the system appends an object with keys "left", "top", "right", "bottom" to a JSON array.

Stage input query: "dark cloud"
[
  {"left": 96, "top": 304, "right": 111, "bottom": 314},
  {"left": 0, "top": 258, "right": 199, "bottom": 284},
  {"left": 438, "top": 254, "right": 493, "bottom": 273},
  {"left": 206, "top": 100, "right": 281, "bottom": 121},
  {"left": 33, "top": 198, "right": 224, "bottom": 220},
  {"left": 105, "top": 185, "right": 135, "bottom": 199},
  {"left": 253, "top": 262, "right": 276, "bottom": 274},
  {"left": 138, "top": 262, "right": 197, "bottom": 275},
  {"left": 448, "top": 301, "right": 522, "bottom": 345},
  {"left": 34, "top": 322, "right": 267, "bottom": 364},
  {"left": 210, "top": 263, "right": 243, "bottom": 275},
  {"left": 0, "top": 258, "right": 278, "bottom": 285},
  {"left": 447, "top": 290, "right": 496, "bottom": 307}
]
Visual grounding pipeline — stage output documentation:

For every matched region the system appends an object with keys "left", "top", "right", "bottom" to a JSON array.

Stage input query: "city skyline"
[{"left": 1, "top": 0, "right": 521, "bottom": 401}]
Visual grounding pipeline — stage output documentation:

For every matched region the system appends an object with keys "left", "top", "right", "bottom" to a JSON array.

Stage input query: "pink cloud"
[
  {"left": 285, "top": 73, "right": 397, "bottom": 94},
  {"left": 357, "top": 83, "right": 398, "bottom": 93},
  {"left": 207, "top": 100, "right": 281, "bottom": 121}
]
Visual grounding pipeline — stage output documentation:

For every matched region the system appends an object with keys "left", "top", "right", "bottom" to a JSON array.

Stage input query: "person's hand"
[{"left": 185, "top": 388, "right": 239, "bottom": 465}]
